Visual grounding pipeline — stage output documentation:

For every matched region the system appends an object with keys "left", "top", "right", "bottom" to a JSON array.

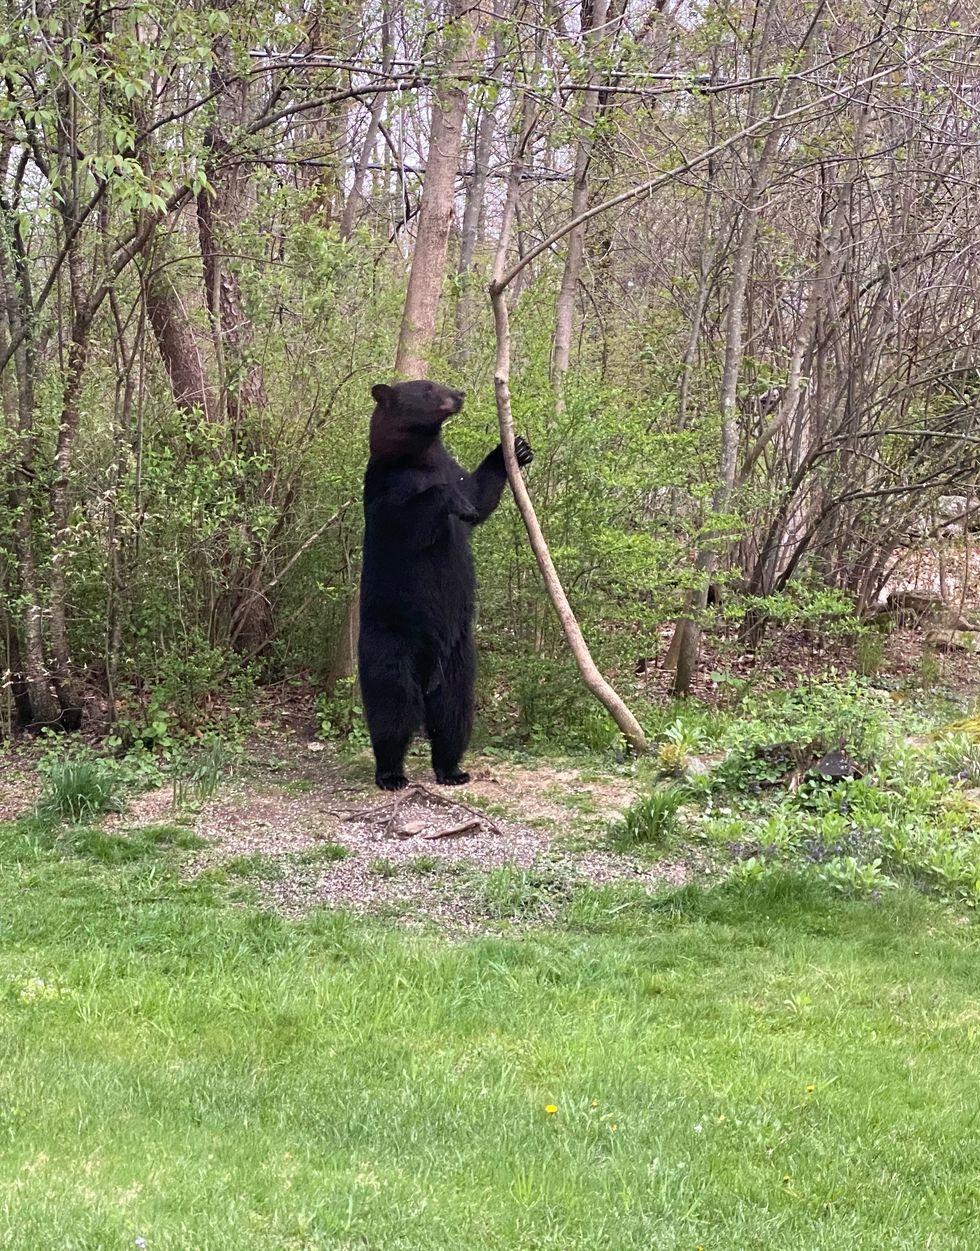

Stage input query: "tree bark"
[
  {"left": 453, "top": 98, "right": 498, "bottom": 361},
  {"left": 550, "top": 0, "right": 610, "bottom": 403},
  {"left": 669, "top": 129, "right": 779, "bottom": 695},
  {"left": 196, "top": 2, "right": 272, "bottom": 650},
  {"left": 340, "top": 2, "right": 393, "bottom": 242},
  {"left": 0, "top": 197, "right": 62, "bottom": 728},
  {"left": 144, "top": 239, "right": 213, "bottom": 418},
  {"left": 394, "top": 0, "right": 483, "bottom": 378}
]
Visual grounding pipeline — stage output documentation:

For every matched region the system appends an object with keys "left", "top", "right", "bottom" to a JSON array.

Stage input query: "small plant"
[
  {"left": 316, "top": 678, "right": 368, "bottom": 746},
  {"left": 36, "top": 753, "right": 124, "bottom": 824},
  {"left": 612, "top": 788, "right": 684, "bottom": 847},
  {"left": 729, "top": 855, "right": 773, "bottom": 884},
  {"left": 656, "top": 719, "right": 706, "bottom": 774},
  {"left": 295, "top": 841, "right": 350, "bottom": 865},
  {"left": 816, "top": 855, "right": 894, "bottom": 898},
  {"left": 370, "top": 857, "right": 399, "bottom": 879},
  {"left": 855, "top": 629, "right": 887, "bottom": 677},
  {"left": 171, "top": 736, "right": 235, "bottom": 811},
  {"left": 408, "top": 854, "right": 440, "bottom": 875},
  {"left": 911, "top": 648, "right": 942, "bottom": 691}
]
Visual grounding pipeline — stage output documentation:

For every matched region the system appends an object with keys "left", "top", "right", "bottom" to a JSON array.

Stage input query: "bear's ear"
[{"left": 371, "top": 383, "right": 394, "bottom": 407}]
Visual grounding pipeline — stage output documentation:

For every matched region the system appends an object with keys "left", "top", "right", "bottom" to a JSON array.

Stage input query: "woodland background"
[{"left": 2, "top": 0, "right": 979, "bottom": 746}]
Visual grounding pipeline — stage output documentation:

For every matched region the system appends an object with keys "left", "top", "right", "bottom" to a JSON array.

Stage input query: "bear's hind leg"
[
  {"left": 359, "top": 632, "right": 422, "bottom": 790},
  {"left": 424, "top": 641, "right": 475, "bottom": 786}
]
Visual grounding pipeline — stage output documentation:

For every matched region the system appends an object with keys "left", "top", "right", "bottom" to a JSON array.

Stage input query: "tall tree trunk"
[
  {"left": 198, "top": 8, "right": 264, "bottom": 435},
  {"left": 340, "top": 2, "right": 393, "bottom": 242},
  {"left": 0, "top": 204, "right": 62, "bottom": 728},
  {"left": 550, "top": 0, "right": 610, "bottom": 405},
  {"left": 197, "top": 2, "right": 272, "bottom": 650},
  {"left": 452, "top": 100, "right": 498, "bottom": 362},
  {"left": 47, "top": 315, "right": 90, "bottom": 716},
  {"left": 144, "top": 237, "right": 213, "bottom": 418},
  {"left": 394, "top": 0, "right": 483, "bottom": 377}
]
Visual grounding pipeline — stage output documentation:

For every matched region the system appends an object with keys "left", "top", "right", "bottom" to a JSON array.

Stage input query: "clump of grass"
[
  {"left": 140, "top": 823, "right": 208, "bottom": 850},
  {"left": 370, "top": 857, "right": 399, "bottom": 879},
  {"left": 70, "top": 827, "right": 155, "bottom": 865},
  {"left": 476, "top": 864, "right": 575, "bottom": 920},
  {"left": 224, "top": 854, "right": 282, "bottom": 881},
  {"left": 408, "top": 854, "right": 440, "bottom": 876},
  {"left": 612, "top": 788, "right": 683, "bottom": 848},
  {"left": 171, "top": 736, "right": 235, "bottom": 811},
  {"left": 36, "top": 755, "right": 124, "bottom": 825},
  {"left": 295, "top": 841, "right": 351, "bottom": 865}
]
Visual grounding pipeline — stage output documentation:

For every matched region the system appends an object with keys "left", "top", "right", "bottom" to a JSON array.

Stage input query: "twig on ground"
[
  {"left": 339, "top": 783, "right": 505, "bottom": 838},
  {"left": 420, "top": 818, "right": 480, "bottom": 840}
]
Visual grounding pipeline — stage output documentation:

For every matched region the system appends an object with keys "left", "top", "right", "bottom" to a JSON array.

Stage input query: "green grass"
[{"left": 2, "top": 823, "right": 980, "bottom": 1249}]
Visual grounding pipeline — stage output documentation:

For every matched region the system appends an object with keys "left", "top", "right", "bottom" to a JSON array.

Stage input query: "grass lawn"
[{"left": 2, "top": 820, "right": 979, "bottom": 1250}]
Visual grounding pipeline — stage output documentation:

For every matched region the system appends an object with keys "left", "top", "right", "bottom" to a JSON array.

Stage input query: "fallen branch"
[
  {"left": 340, "top": 783, "right": 506, "bottom": 839},
  {"left": 421, "top": 818, "right": 481, "bottom": 840}
]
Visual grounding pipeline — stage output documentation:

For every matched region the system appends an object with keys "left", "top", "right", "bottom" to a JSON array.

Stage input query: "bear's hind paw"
[{"left": 434, "top": 769, "right": 470, "bottom": 787}]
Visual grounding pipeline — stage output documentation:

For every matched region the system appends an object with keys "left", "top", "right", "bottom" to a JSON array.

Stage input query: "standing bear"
[{"left": 358, "top": 380, "right": 533, "bottom": 790}]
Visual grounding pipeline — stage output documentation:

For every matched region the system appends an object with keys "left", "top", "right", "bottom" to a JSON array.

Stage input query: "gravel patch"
[
  {"left": 173, "top": 776, "right": 691, "bottom": 928},
  {"left": 2, "top": 730, "right": 694, "bottom": 929}
]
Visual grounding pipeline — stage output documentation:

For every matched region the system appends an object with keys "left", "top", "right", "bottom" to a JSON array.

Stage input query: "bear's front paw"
[
  {"left": 514, "top": 436, "right": 533, "bottom": 467},
  {"left": 376, "top": 770, "right": 408, "bottom": 791}
]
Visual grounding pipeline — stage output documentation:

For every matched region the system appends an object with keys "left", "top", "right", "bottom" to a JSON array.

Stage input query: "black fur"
[{"left": 358, "top": 380, "right": 532, "bottom": 790}]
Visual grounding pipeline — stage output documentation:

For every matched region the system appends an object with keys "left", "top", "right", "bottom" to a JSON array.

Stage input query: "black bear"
[{"left": 358, "top": 380, "right": 532, "bottom": 790}]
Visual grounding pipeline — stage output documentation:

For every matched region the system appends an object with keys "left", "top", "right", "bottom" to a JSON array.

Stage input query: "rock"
[
  {"left": 813, "top": 749, "right": 864, "bottom": 781},
  {"left": 886, "top": 591, "right": 976, "bottom": 631},
  {"left": 393, "top": 820, "right": 426, "bottom": 838},
  {"left": 937, "top": 494, "right": 976, "bottom": 520},
  {"left": 924, "top": 629, "right": 978, "bottom": 653},
  {"left": 886, "top": 590, "right": 943, "bottom": 624}
]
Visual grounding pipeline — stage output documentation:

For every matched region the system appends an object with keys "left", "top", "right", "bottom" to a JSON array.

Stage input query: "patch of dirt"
[
  {"left": 0, "top": 756, "right": 39, "bottom": 822},
  {"left": 111, "top": 733, "right": 689, "bottom": 928}
]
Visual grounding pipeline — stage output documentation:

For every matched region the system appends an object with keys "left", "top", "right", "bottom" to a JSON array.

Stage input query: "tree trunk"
[
  {"left": 144, "top": 239, "right": 213, "bottom": 418},
  {"left": 550, "top": 0, "right": 610, "bottom": 403},
  {"left": 340, "top": 2, "right": 393, "bottom": 242},
  {"left": 47, "top": 320, "right": 91, "bottom": 713},
  {"left": 668, "top": 127, "right": 781, "bottom": 696},
  {"left": 196, "top": 3, "right": 272, "bottom": 650},
  {"left": 452, "top": 100, "right": 498, "bottom": 361},
  {"left": 394, "top": 0, "right": 483, "bottom": 377},
  {"left": 0, "top": 168, "right": 62, "bottom": 728}
]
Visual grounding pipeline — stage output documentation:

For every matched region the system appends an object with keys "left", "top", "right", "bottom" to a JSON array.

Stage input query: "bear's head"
[{"left": 369, "top": 380, "right": 465, "bottom": 462}]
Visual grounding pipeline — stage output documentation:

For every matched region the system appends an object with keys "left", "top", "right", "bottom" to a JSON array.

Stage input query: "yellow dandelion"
[
  {"left": 544, "top": 1104, "right": 558, "bottom": 1115},
  {"left": 805, "top": 1084, "right": 815, "bottom": 1094},
  {"left": 782, "top": 1174, "right": 792, "bottom": 1185},
  {"left": 610, "top": 1123, "right": 618, "bottom": 1132},
  {"left": 590, "top": 1100, "right": 598, "bottom": 1109}
]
